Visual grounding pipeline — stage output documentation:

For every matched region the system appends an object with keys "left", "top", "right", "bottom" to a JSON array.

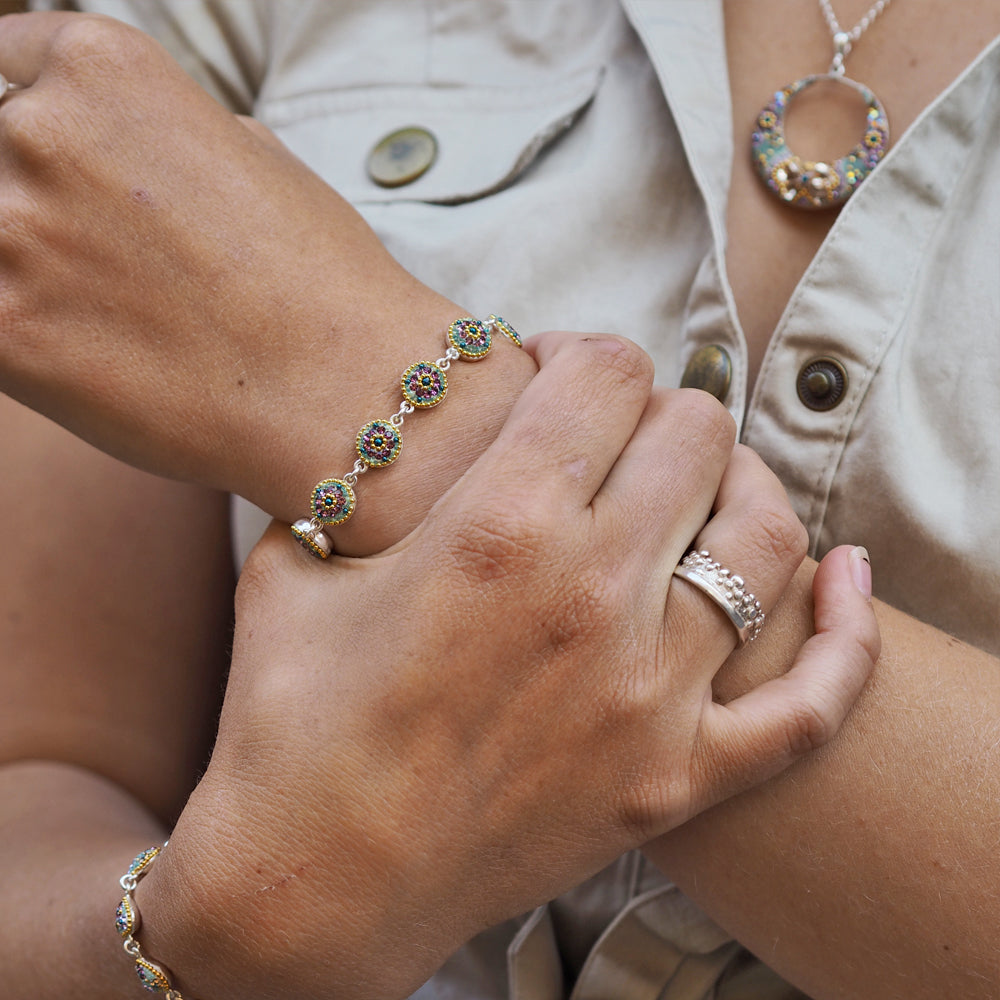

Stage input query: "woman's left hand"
[{"left": 0, "top": 10, "right": 530, "bottom": 551}]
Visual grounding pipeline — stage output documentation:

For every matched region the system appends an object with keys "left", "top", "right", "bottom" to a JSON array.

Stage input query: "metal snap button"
[
  {"left": 680, "top": 344, "right": 733, "bottom": 402},
  {"left": 797, "top": 357, "right": 848, "bottom": 410},
  {"left": 367, "top": 126, "right": 438, "bottom": 188}
]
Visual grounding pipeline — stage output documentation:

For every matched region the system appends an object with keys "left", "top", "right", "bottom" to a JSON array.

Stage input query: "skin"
[
  {"left": 0, "top": 5, "right": 996, "bottom": 999},
  {"left": 641, "top": 3, "right": 1000, "bottom": 996},
  {"left": 0, "top": 11, "right": 535, "bottom": 555},
  {"left": 0, "top": 349, "right": 877, "bottom": 999},
  {"left": 0, "top": 14, "right": 879, "bottom": 999}
]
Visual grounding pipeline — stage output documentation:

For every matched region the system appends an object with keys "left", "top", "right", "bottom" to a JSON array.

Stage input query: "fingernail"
[{"left": 849, "top": 546, "right": 872, "bottom": 600}]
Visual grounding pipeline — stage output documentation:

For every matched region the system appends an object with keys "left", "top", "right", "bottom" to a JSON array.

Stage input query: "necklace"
[{"left": 750, "top": 0, "right": 893, "bottom": 210}]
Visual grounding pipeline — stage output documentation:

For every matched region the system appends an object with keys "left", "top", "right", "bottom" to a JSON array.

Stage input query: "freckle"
[{"left": 237, "top": 379, "right": 245, "bottom": 387}]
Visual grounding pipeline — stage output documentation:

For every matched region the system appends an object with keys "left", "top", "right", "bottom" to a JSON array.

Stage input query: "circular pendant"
[{"left": 751, "top": 74, "right": 889, "bottom": 210}]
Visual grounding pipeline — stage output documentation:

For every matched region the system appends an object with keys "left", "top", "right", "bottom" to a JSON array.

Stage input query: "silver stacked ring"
[{"left": 672, "top": 548, "right": 765, "bottom": 645}]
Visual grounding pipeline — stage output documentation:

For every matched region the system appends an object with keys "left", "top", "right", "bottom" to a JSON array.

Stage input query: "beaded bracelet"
[
  {"left": 116, "top": 844, "right": 195, "bottom": 998},
  {"left": 291, "top": 314, "right": 522, "bottom": 558}
]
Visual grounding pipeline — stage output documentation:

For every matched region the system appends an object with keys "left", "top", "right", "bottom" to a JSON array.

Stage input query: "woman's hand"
[
  {"left": 0, "top": 12, "right": 535, "bottom": 552},
  {"left": 140, "top": 333, "right": 879, "bottom": 1000}
]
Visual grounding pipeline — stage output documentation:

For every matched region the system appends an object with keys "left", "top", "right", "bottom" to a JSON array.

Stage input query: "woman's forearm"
[
  {"left": 0, "top": 12, "right": 538, "bottom": 556},
  {"left": 647, "top": 559, "right": 1000, "bottom": 998}
]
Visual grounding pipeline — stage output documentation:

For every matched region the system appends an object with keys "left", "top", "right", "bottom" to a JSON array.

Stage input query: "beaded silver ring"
[{"left": 672, "top": 548, "right": 765, "bottom": 645}]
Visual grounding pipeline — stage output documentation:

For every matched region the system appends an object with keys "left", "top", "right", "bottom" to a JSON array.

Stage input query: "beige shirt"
[{"left": 37, "top": 1, "right": 1000, "bottom": 995}]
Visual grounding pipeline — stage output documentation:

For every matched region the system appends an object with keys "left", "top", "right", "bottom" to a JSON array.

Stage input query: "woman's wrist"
[
  {"left": 135, "top": 781, "right": 442, "bottom": 1000},
  {"left": 236, "top": 284, "right": 538, "bottom": 557}
]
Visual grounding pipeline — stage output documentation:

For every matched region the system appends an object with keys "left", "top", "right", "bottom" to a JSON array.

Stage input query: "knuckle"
[
  {"left": 576, "top": 334, "right": 655, "bottom": 394},
  {"left": 46, "top": 14, "right": 153, "bottom": 78},
  {"left": 782, "top": 695, "right": 834, "bottom": 757},
  {"left": 672, "top": 388, "right": 738, "bottom": 455},
  {"left": 3, "top": 19, "right": 157, "bottom": 167},
  {"left": 748, "top": 501, "right": 809, "bottom": 568},
  {"left": 2, "top": 98, "right": 64, "bottom": 169}
]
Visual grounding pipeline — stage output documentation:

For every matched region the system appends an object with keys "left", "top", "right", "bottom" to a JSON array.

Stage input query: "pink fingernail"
[{"left": 849, "top": 546, "right": 872, "bottom": 600}]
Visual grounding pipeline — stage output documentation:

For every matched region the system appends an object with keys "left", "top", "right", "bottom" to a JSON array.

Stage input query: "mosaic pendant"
[
  {"left": 291, "top": 518, "right": 332, "bottom": 559},
  {"left": 125, "top": 847, "right": 161, "bottom": 879},
  {"left": 751, "top": 73, "right": 889, "bottom": 210}
]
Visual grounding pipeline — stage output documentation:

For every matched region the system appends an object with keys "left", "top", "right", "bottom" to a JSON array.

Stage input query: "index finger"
[{"left": 470, "top": 331, "right": 657, "bottom": 512}]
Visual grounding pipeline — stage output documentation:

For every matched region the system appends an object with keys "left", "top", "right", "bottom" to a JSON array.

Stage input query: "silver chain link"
[
  {"left": 819, "top": 0, "right": 893, "bottom": 42},
  {"left": 818, "top": 0, "right": 893, "bottom": 73}
]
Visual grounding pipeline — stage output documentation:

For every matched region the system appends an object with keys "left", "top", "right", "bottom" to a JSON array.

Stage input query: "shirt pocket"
[{"left": 257, "top": 67, "right": 603, "bottom": 206}]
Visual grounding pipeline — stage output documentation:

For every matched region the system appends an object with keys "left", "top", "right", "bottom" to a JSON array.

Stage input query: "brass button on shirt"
[
  {"left": 680, "top": 344, "right": 733, "bottom": 402},
  {"left": 367, "top": 126, "right": 439, "bottom": 187},
  {"left": 38, "top": 0, "right": 1000, "bottom": 996}
]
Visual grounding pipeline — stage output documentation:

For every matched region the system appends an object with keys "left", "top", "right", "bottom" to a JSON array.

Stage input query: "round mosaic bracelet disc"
[
  {"left": 115, "top": 895, "right": 138, "bottom": 937},
  {"left": 448, "top": 317, "right": 492, "bottom": 360},
  {"left": 487, "top": 313, "right": 522, "bottom": 347},
  {"left": 356, "top": 419, "right": 402, "bottom": 467},
  {"left": 135, "top": 957, "right": 172, "bottom": 993},
  {"left": 401, "top": 361, "right": 448, "bottom": 407},
  {"left": 751, "top": 73, "right": 889, "bottom": 210},
  {"left": 310, "top": 478, "right": 356, "bottom": 525},
  {"left": 126, "top": 847, "right": 161, "bottom": 878}
]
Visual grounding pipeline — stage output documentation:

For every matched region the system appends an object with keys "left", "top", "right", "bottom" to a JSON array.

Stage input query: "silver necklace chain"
[{"left": 818, "top": 0, "right": 894, "bottom": 73}]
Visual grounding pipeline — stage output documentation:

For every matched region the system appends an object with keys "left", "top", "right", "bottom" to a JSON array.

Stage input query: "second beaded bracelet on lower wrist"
[
  {"left": 115, "top": 844, "right": 194, "bottom": 999},
  {"left": 291, "top": 314, "right": 522, "bottom": 559}
]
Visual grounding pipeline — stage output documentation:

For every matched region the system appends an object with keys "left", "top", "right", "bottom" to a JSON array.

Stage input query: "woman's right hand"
[{"left": 139, "top": 332, "right": 879, "bottom": 1000}]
